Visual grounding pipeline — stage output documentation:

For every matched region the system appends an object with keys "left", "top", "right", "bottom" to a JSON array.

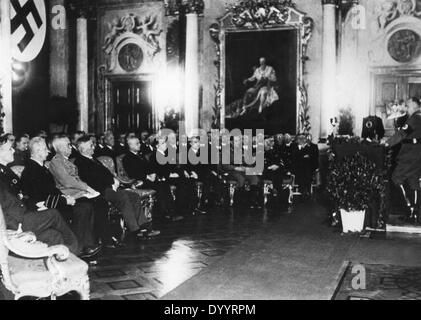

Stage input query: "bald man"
[{"left": 21, "top": 137, "right": 102, "bottom": 258}]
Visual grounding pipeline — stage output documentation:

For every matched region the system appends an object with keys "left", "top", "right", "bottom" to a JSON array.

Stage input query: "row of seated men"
[
  {"left": 263, "top": 133, "right": 320, "bottom": 203},
  {"left": 0, "top": 133, "right": 162, "bottom": 261},
  {"left": 79, "top": 130, "right": 320, "bottom": 207},
  {"left": 0, "top": 130, "right": 320, "bottom": 259},
  {"left": 2, "top": 130, "right": 320, "bottom": 208}
]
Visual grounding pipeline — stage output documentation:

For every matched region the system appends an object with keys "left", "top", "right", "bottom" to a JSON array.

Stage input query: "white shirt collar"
[
  {"left": 30, "top": 157, "right": 44, "bottom": 167},
  {"left": 82, "top": 154, "right": 93, "bottom": 160}
]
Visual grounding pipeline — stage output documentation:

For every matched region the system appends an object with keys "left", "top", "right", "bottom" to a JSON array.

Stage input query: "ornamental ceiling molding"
[{"left": 221, "top": 0, "right": 312, "bottom": 31}]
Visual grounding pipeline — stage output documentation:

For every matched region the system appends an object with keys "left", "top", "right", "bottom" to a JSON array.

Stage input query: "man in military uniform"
[
  {"left": 387, "top": 97, "right": 421, "bottom": 223},
  {"left": 0, "top": 135, "right": 80, "bottom": 255}
]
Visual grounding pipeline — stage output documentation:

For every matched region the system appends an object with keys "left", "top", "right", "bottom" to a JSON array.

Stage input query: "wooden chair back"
[
  {"left": 97, "top": 156, "right": 117, "bottom": 176},
  {"left": 115, "top": 154, "right": 131, "bottom": 181}
]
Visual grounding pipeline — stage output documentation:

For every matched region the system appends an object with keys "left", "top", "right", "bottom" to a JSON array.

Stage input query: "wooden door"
[{"left": 112, "top": 81, "right": 153, "bottom": 133}]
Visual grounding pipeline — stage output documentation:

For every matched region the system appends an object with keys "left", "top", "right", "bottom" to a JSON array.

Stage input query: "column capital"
[
  {"left": 68, "top": 0, "right": 96, "bottom": 19},
  {"left": 184, "top": 0, "right": 204, "bottom": 15},
  {"left": 165, "top": 0, "right": 204, "bottom": 16},
  {"left": 322, "top": 0, "right": 337, "bottom": 5}
]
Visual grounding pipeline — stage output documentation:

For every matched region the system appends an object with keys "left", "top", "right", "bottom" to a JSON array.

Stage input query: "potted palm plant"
[{"left": 326, "top": 153, "right": 383, "bottom": 233}]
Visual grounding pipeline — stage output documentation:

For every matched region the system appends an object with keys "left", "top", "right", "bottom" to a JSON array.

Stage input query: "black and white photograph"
[{"left": 1, "top": 0, "right": 421, "bottom": 306}]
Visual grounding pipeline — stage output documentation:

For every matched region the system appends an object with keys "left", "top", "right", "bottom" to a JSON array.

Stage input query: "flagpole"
[{"left": 0, "top": 0, "right": 13, "bottom": 134}]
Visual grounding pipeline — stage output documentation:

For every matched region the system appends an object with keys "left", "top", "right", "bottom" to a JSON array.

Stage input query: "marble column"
[
  {"left": 76, "top": 13, "right": 89, "bottom": 132},
  {"left": 184, "top": 12, "right": 200, "bottom": 136},
  {"left": 320, "top": 0, "right": 337, "bottom": 138},
  {"left": 0, "top": 0, "right": 13, "bottom": 133},
  {"left": 49, "top": 0, "right": 69, "bottom": 97}
]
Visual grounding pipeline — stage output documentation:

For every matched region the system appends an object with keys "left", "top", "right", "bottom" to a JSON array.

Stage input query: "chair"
[
  {"left": 97, "top": 156, "right": 158, "bottom": 240},
  {"left": 263, "top": 180, "right": 274, "bottom": 207},
  {"left": 0, "top": 206, "right": 89, "bottom": 300},
  {"left": 125, "top": 189, "right": 157, "bottom": 224},
  {"left": 292, "top": 169, "right": 321, "bottom": 198},
  {"left": 97, "top": 156, "right": 134, "bottom": 186}
]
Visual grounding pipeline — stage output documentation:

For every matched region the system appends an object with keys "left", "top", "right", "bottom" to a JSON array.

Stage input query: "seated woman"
[{"left": 242, "top": 57, "right": 279, "bottom": 115}]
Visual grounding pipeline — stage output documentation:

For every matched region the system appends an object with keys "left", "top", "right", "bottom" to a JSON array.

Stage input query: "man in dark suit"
[
  {"left": 280, "top": 134, "right": 296, "bottom": 174},
  {"left": 70, "top": 131, "right": 85, "bottom": 160},
  {"left": 263, "top": 137, "right": 284, "bottom": 194},
  {"left": 49, "top": 136, "right": 122, "bottom": 248},
  {"left": 152, "top": 133, "right": 197, "bottom": 215},
  {"left": 123, "top": 136, "right": 182, "bottom": 221},
  {"left": 183, "top": 136, "right": 212, "bottom": 214},
  {"left": 21, "top": 137, "right": 102, "bottom": 257},
  {"left": 96, "top": 131, "right": 118, "bottom": 160},
  {"left": 0, "top": 136, "right": 80, "bottom": 255},
  {"left": 292, "top": 134, "right": 319, "bottom": 198},
  {"left": 140, "top": 130, "right": 154, "bottom": 160},
  {"left": 115, "top": 133, "right": 128, "bottom": 157},
  {"left": 74, "top": 136, "right": 160, "bottom": 238},
  {"left": 8, "top": 134, "right": 30, "bottom": 167}
]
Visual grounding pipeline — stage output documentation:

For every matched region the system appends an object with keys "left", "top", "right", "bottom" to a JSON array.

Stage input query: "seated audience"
[
  {"left": 94, "top": 133, "right": 105, "bottom": 157},
  {"left": 9, "top": 134, "right": 30, "bottom": 167},
  {"left": 37, "top": 130, "right": 48, "bottom": 140},
  {"left": 123, "top": 136, "right": 183, "bottom": 221},
  {"left": 220, "top": 135, "right": 261, "bottom": 208},
  {"left": 48, "top": 136, "right": 123, "bottom": 248},
  {"left": 96, "top": 130, "right": 117, "bottom": 159},
  {"left": 115, "top": 133, "right": 127, "bottom": 156},
  {"left": 263, "top": 137, "right": 283, "bottom": 192},
  {"left": 152, "top": 134, "right": 196, "bottom": 216},
  {"left": 0, "top": 136, "right": 80, "bottom": 255},
  {"left": 21, "top": 137, "right": 102, "bottom": 258},
  {"left": 74, "top": 136, "right": 160, "bottom": 238},
  {"left": 184, "top": 136, "right": 211, "bottom": 214},
  {"left": 140, "top": 130, "right": 154, "bottom": 160},
  {"left": 1, "top": 133, "right": 16, "bottom": 148},
  {"left": 70, "top": 131, "right": 85, "bottom": 159}
]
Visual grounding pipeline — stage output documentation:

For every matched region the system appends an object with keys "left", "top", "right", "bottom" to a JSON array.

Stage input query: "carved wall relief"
[
  {"left": 102, "top": 12, "right": 163, "bottom": 73},
  {"left": 387, "top": 29, "right": 421, "bottom": 62},
  {"left": 96, "top": 3, "right": 166, "bottom": 132},
  {"left": 118, "top": 43, "right": 144, "bottom": 72},
  {"left": 370, "top": 0, "right": 421, "bottom": 65}
]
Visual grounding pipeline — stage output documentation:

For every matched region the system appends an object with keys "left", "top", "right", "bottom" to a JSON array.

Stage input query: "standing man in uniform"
[{"left": 387, "top": 97, "right": 421, "bottom": 223}]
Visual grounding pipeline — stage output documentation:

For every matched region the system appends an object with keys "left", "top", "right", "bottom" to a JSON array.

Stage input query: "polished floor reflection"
[{"left": 90, "top": 206, "right": 285, "bottom": 300}]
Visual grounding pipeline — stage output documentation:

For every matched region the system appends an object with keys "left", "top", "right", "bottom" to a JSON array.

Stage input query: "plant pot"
[{"left": 340, "top": 209, "right": 365, "bottom": 233}]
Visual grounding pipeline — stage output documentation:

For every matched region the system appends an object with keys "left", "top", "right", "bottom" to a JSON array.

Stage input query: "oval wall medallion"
[
  {"left": 118, "top": 43, "right": 144, "bottom": 72},
  {"left": 387, "top": 29, "right": 421, "bottom": 63}
]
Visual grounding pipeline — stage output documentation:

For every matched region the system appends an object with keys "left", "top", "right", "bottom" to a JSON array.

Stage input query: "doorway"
[
  {"left": 112, "top": 80, "right": 153, "bottom": 133},
  {"left": 372, "top": 71, "right": 421, "bottom": 137}
]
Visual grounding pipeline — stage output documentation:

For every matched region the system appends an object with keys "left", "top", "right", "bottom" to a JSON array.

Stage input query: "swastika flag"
[{"left": 10, "top": 0, "right": 46, "bottom": 62}]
